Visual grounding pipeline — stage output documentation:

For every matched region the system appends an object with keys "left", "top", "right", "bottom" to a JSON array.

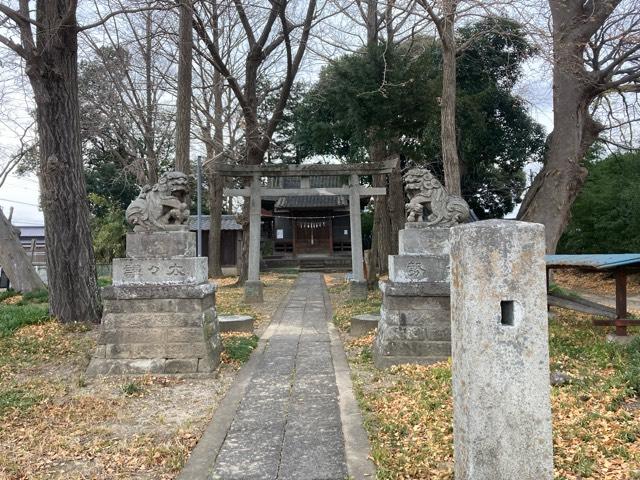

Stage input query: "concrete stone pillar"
[
  {"left": 245, "top": 174, "right": 263, "bottom": 303},
  {"left": 449, "top": 220, "right": 553, "bottom": 480},
  {"left": 349, "top": 173, "right": 366, "bottom": 298}
]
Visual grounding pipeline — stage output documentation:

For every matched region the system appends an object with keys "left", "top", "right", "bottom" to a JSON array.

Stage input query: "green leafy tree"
[
  {"left": 261, "top": 82, "right": 308, "bottom": 164},
  {"left": 85, "top": 148, "right": 140, "bottom": 215},
  {"left": 558, "top": 151, "right": 640, "bottom": 254},
  {"left": 89, "top": 194, "right": 128, "bottom": 264},
  {"left": 293, "top": 17, "right": 544, "bottom": 218}
]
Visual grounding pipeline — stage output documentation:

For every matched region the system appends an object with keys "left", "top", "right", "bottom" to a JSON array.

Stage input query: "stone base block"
[
  {"left": 102, "top": 283, "right": 215, "bottom": 300},
  {"left": 399, "top": 225, "right": 450, "bottom": 255},
  {"left": 126, "top": 230, "right": 196, "bottom": 258},
  {"left": 349, "top": 281, "right": 368, "bottom": 299},
  {"left": 350, "top": 314, "right": 380, "bottom": 337},
  {"left": 244, "top": 281, "right": 264, "bottom": 303},
  {"left": 113, "top": 257, "right": 208, "bottom": 286},
  {"left": 389, "top": 255, "right": 449, "bottom": 283},
  {"left": 373, "top": 355, "right": 447, "bottom": 369},
  {"left": 86, "top": 357, "right": 216, "bottom": 376},
  {"left": 373, "top": 282, "right": 451, "bottom": 368},
  {"left": 87, "top": 284, "right": 221, "bottom": 377},
  {"left": 219, "top": 315, "right": 254, "bottom": 333}
]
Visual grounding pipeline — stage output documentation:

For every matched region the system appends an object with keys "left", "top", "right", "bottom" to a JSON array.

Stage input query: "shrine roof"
[{"left": 274, "top": 195, "right": 348, "bottom": 209}]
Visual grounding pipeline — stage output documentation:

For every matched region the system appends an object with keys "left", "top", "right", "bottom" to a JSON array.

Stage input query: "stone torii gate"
[{"left": 211, "top": 159, "right": 398, "bottom": 302}]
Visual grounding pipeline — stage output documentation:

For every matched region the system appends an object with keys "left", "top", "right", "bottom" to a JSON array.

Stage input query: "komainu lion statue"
[
  {"left": 404, "top": 168, "right": 470, "bottom": 227},
  {"left": 126, "top": 171, "right": 190, "bottom": 232}
]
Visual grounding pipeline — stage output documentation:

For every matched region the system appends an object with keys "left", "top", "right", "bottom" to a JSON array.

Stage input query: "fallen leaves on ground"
[
  {"left": 1, "top": 295, "right": 22, "bottom": 305},
  {"left": 325, "top": 273, "right": 381, "bottom": 331},
  {"left": 554, "top": 269, "right": 640, "bottom": 297},
  {"left": 213, "top": 273, "right": 295, "bottom": 331},
  {"left": 329, "top": 276, "right": 640, "bottom": 480}
]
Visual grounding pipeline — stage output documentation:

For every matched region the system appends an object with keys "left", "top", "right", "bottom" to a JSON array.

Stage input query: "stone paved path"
[{"left": 211, "top": 273, "right": 348, "bottom": 480}]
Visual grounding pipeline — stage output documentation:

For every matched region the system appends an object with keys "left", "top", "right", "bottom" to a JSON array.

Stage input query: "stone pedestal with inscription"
[
  {"left": 86, "top": 227, "right": 221, "bottom": 376},
  {"left": 373, "top": 224, "right": 452, "bottom": 368}
]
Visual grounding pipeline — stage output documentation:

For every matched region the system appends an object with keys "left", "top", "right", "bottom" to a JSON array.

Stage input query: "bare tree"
[
  {"left": 416, "top": 0, "right": 462, "bottom": 195},
  {"left": 175, "top": 0, "right": 193, "bottom": 174},
  {"left": 328, "top": 0, "right": 420, "bottom": 282},
  {"left": 82, "top": 0, "right": 177, "bottom": 186},
  {"left": 0, "top": 127, "right": 44, "bottom": 292},
  {"left": 191, "top": 0, "right": 243, "bottom": 277},
  {"left": 517, "top": 0, "right": 640, "bottom": 252},
  {"left": 193, "top": 0, "right": 320, "bottom": 283}
]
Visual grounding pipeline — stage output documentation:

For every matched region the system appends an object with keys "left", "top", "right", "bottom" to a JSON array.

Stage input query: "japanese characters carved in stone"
[
  {"left": 126, "top": 171, "right": 190, "bottom": 232},
  {"left": 404, "top": 168, "right": 470, "bottom": 227}
]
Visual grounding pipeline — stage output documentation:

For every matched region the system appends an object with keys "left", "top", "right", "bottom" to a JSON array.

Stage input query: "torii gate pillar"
[
  {"left": 245, "top": 174, "right": 263, "bottom": 303},
  {"left": 349, "top": 174, "right": 367, "bottom": 299}
]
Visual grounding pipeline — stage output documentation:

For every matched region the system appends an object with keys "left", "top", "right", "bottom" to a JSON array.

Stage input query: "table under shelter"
[
  {"left": 546, "top": 254, "right": 640, "bottom": 337},
  {"left": 209, "top": 159, "right": 397, "bottom": 302}
]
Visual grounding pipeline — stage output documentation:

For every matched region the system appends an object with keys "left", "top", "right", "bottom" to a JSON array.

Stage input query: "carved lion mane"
[
  {"left": 404, "top": 168, "right": 470, "bottom": 227},
  {"left": 126, "top": 171, "right": 190, "bottom": 232}
]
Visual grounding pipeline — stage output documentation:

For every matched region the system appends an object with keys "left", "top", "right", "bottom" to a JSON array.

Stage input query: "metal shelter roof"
[{"left": 545, "top": 254, "right": 640, "bottom": 270}]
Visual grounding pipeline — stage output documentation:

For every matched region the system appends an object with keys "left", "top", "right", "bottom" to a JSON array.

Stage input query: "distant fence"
[
  {"left": 16, "top": 264, "right": 113, "bottom": 287},
  {"left": 96, "top": 264, "right": 113, "bottom": 278}
]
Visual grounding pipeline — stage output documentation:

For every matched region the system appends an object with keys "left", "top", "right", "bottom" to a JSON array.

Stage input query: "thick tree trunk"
[
  {"left": 388, "top": 163, "right": 405, "bottom": 255},
  {"left": 207, "top": 15, "right": 224, "bottom": 278},
  {"left": 206, "top": 111, "right": 224, "bottom": 277},
  {"left": 28, "top": 1, "right": 101, "bottom": 323},
  {"left": 207, "top": 172, "right": 224, "bottom": 277},
  {"left": 237, "top": 212, "right": 250, "bottom": 284},
  {"left": 175, "top": 0, "right": 193, "bottom": 174},
  {"left": 440, "top": 9, "right": 462, "bottom": 196},
  {"left": 143, "top": 11, "right": 158, "bottom": 185},
  {"left": 0, "top": 209, "right": 45, "bottom": 292},
  {"left": 517, "top": 25, "right": 602, "bottom": 252},
  {"left": 367, "top": 141, "right": 392, "bottom": 283}
]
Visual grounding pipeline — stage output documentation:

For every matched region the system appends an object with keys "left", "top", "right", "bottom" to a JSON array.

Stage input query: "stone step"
[
  {"left": 371, "top": 355, "right": 447, "bottom": 369},
  {"left": 125, "top": 230, "right": 196, "bottom": 259},
  {"left": 112, "top": 257, "right": 208, "bottom": 286},
  {"left": 398, "top": 226, "right": 450, "bottom": 255},
  {"left": 388, "top": 255, "right": 449, "bottom": 283}
]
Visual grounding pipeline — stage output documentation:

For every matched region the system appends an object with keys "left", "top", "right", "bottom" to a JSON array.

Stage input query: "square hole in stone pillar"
[{"left": 500, "top": 300, "right": 515, "bottom": 326}]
